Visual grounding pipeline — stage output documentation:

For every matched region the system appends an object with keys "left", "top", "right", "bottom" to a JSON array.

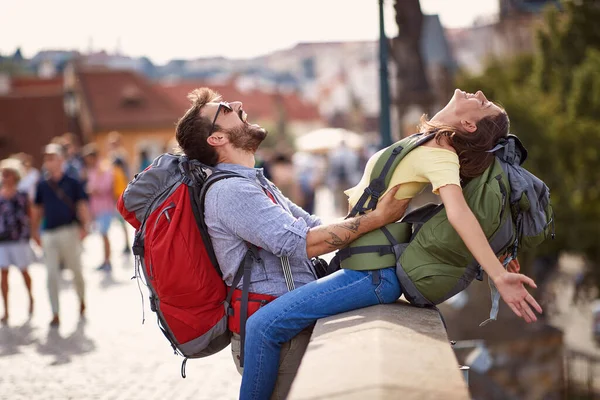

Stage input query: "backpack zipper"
[
  {"left": 149, "top": 202, "right": 176, "bottom": 280},
  {"left": 154, "top": 202, "right": 176, "bottom": 228}
]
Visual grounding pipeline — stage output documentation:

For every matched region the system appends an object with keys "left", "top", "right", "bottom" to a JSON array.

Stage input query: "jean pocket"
[{"left": 375, "top": 269, "right": 400, "bottom": 304}]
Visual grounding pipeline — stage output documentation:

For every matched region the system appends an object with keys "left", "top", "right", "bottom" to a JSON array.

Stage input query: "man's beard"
[{"left": 226, "top": 124, "right": 268, "bottom": 153}]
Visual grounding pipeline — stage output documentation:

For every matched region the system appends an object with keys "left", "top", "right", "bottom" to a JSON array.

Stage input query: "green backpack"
[{"left": 337, "top": 133, "right": 554, "bottom": 323}]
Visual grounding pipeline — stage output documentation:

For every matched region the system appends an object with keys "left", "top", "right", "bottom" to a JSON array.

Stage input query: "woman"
[
  {"left": 0, "top": 158, "right": 35, "bottom": 325},
  {"left": 82, "top": 144, "right": 115, "bottom": 272},
  {"left": 240, "top": 89, "right": 542, "bottom": 400}
]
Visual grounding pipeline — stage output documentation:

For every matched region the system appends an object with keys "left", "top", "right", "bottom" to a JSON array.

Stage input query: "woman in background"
[{"left": 0, "top": 158, "right": 35, "bottom": 324}]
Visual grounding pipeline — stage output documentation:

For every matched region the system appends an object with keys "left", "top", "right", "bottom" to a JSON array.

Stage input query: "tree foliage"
[{"left": 456, "top": 0, "right": 600, "bottom": 285}]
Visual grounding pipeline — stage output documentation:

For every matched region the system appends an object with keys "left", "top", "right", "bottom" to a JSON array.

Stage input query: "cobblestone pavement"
[
  {"left": 0, "top": 189, "right": 341, "bottom": 400},
  {"left": 0, "top": 223, "right": 240, "bottom": 400}
]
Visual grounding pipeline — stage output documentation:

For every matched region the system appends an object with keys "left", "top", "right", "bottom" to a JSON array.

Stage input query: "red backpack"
[{"left": 117, "top": 154, "right": 263, "bottom": 377}]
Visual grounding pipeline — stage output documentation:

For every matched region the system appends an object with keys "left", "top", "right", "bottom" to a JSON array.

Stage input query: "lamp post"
[{"left": 378, "top": 0, "right": 393, "bottom": 148}]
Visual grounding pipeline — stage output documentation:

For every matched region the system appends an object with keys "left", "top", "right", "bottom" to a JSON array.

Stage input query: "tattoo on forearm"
[
  {"left": 340, "top": 217, "right": 362, "bottom": 233},
  {"left": 325, "top": 231, "right": 352, "bottom": 247}
]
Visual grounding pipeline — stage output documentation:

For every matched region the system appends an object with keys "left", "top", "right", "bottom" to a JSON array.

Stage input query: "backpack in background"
[{"left": 117, "top": 154, "right": 256, "bottom": 377}]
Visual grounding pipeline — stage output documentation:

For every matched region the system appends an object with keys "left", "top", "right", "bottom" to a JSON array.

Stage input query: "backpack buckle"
[
  {"left": 149, "top": 295, "right": 158, "bottom": 312},
  {"left": 365, "top": 187, "right": 381, "bottom": 201},
  {"left": 132, "top": 233, "right": 144, "bottom": 256},
  {"left": 476, "top": 266, "right": 484, "bottom": 281}
]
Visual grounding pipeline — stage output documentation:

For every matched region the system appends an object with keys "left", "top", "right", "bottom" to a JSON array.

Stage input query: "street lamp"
[{"left": 378, "top": 0, "right": 393, "bottom": 148}]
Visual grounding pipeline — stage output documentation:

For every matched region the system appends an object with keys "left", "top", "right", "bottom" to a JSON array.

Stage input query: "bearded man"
[{"left": 174, "top": 88, "right": 406, "bottom": 399}]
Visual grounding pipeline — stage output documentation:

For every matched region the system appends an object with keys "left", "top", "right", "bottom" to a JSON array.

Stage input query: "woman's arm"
[{"left": 438, "top": 184, "right": 542, "bottom": 322}]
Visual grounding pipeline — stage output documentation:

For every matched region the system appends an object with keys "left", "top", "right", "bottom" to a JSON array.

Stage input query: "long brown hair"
[{"left": 418, "top": 107, "right": 510, "bottom": 181}]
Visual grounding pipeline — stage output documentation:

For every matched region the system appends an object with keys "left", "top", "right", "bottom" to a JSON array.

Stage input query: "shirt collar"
[{"left": 215, "top": 163, "right": 265, "bottom": 181}]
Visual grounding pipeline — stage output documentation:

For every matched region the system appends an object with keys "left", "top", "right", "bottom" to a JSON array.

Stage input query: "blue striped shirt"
[{"left": 204, "top": 163, "right": 321, "bottom": 297}]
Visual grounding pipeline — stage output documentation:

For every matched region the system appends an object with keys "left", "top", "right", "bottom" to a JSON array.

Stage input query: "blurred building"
[
  {"left": 0, "top": 75, "right": 68, "bottom": 167},
  {"left": 64, "top": 64, "right": 181, "bottom": 169},
  {"left": 446, "top": 0, "right": 562, "bottom": 75},
  {"left": 156, "top": 80, "right": 324, "bottom": 138}
]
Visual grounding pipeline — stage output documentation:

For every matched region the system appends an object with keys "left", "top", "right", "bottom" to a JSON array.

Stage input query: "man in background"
[{"left": 32, "top": 144, "right": 91, "bottom": 327}]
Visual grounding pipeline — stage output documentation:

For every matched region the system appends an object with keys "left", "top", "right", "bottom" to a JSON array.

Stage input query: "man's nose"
[
  {"left": 477, "top": 91, "right": 488, "bottom": 101},
  {"left": 230, "top": 101, "right": 243, "bottom": 111}
]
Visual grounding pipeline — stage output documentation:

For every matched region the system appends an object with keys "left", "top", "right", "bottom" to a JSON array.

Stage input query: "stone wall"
[{"left": 288, "top": 301, "right": 470, "bottom": 400}]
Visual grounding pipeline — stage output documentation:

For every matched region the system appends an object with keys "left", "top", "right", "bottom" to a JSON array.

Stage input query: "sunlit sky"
[{"left": 1, "top": 0, "right": 498, "bottom": 64}]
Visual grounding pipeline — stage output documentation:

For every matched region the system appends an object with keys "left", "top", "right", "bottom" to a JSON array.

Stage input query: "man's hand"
[
  {"left": 79, "top": 226, "right": 89, "bottom": 241},
  {"left": 494, "top": 272, "right": 543, "bottom": 323},
  {"left": 305, "top": 186, "right": 408, "bottom": 258},
  {"left": 371, "top": 186, "right": 409, "bottom": 226}
]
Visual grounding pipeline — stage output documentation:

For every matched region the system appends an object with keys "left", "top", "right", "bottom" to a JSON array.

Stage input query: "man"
[
  {"left": 174, "top": 88, "right": 407, "bottom": 399},
  {"left": 32, "top": 144, "right": 92, "bottom": 327}
]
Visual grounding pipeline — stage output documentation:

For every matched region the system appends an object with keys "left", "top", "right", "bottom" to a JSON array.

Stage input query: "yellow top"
[{"left": 345, "top": 146, "right": 461, "bottom": 206}]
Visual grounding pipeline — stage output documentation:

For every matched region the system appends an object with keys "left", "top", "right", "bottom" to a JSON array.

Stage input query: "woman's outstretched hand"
[{"left": 494, "top": 272, "right": 543, "bottom": 323}]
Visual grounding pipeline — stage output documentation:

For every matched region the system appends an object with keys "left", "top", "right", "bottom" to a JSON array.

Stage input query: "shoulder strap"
[
  {"left": 47, "top": 179, "right": 77, "bottom": 213},
  {"left": 192, "top": 170, "right": 244, "bottom": 277},
  {"left": 348, "top": 133, "right": 436, "bottom": 218}
]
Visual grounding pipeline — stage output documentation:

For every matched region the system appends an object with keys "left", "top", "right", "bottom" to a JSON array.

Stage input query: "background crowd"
[{"left": 0, "top": 131, "right": 131, "bottom": 327}]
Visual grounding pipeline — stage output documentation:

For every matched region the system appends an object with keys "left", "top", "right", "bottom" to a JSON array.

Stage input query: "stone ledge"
[{"left": 288, "top": 301, "right": 470, "bottom": 400}]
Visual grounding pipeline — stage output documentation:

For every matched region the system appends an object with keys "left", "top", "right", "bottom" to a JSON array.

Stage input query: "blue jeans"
[{"left": 240, "top": 267, "right": 401, "bottom": 400}]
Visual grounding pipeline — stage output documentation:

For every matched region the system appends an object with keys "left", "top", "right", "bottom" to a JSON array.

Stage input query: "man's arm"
[
  {"left": 305, "top": 186, "right": 408, "bottom": 258},
  {"left": 74, "top": 179, "right": 92, "bottom": 236},
  {"left": 76, "top": 201, "right": 92, "bottom": 232},
  {"left": 278, "top": 189, "right": 322, "bottom": 228},
  {"left": 31, "top": 182, "right": 43, "bottom": 246},
  {"left": 208, "top": 180, "right": 407, "bottom": 262}
]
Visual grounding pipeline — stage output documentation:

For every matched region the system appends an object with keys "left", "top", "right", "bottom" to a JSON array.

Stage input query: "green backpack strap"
[{"left": 348, "top": 132, "right": 437, "bottom": 218}]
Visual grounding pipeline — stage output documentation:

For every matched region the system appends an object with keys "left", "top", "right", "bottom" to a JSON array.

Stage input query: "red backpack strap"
[{"left": 223, "top": 243, "right": 260, "bottom": 368}]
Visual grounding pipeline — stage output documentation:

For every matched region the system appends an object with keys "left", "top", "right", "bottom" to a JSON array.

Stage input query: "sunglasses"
[{"left": 210, "top": 102, "right": 248, "bottom": 134}]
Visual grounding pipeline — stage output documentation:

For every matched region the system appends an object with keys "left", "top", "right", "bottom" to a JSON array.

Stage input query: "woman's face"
[
  {"left": 1, "top": 169, "right": 17, "bottom": 187},
  {"left": 433, "top": 89, "right": 504, "bottom": 133}
]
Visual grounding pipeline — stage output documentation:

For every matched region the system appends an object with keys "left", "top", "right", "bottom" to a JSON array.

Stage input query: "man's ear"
[
  {"left": 207, "top": 134, "right": 225, "bottom": 147},
  {"left": 460, "top": 119, "right": 477, "bottom": 133}
]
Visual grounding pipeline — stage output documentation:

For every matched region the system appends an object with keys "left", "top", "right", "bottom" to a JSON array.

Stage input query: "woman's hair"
[
  {"left": 418, "top": 106, "right": 509, "bottom": 181},
  {"left": 0, "top": 158, "right": 24, "bottom": 183}
]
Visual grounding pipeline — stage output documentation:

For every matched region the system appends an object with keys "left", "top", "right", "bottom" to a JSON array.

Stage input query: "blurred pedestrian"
[
  {"left": 572, "top": 270, "right": 587, "bottom": 305},
  {"left": 107, "top": 131, "right": 131, "bottom": 254},
  {"left": 83, "top": 144, "right": 115, "bottom": 273},
  {"left": 269, "top": 152, "right": 302, "bottom": 205},
  {"left": 13, "top": 153, "right": 41, "bottom": 202},
  {"left": 327, "top": 140, "right": 361, "bottom": 215},
  {"left": 254, "top": 149, "right": 273, "bottom": 181},
  {"left": 294, "top": 152, "right": 324, "bottom": 215},
  {"left": 61, "top": 132, "right": 86, "bottom": 182},
  {"left": 138, "top": 149, "right": 152, "bottom": 172},
  {"left": 0, "top": 158, "right": 35, "bottom": 325},
  {"left": 31, "top": 143, "right": 91, "bottom": 327}
]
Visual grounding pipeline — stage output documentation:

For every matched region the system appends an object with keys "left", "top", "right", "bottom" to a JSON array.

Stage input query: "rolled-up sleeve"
[
  {"left": 210, "top": 179, "right": 310, "bottom": 260},
  {"left": 278, "top": 189, "right": 322, "bottom": 228}
]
